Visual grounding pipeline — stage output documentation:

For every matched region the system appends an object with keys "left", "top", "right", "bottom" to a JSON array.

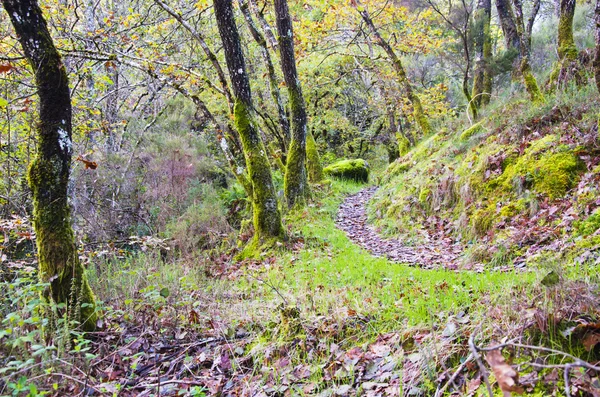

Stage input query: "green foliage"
[
  {"left": 323, "top": 159, "right": 370, "bottom": 183},
  {"left": 165, "top": 185, "right": 232, "bottom": 255}
]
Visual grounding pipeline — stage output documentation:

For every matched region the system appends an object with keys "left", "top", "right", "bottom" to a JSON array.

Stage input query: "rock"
[{"left": 323, "top": 159, "right": 369, "bottom": 183}]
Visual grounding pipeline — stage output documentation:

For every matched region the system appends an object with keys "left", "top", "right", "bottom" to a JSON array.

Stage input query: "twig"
[
  {"left": 468, "top": 331, "right": 494, "bottom": 397},
  {"left": 434, "top": 352, "right": 474, "bottom": 397}
]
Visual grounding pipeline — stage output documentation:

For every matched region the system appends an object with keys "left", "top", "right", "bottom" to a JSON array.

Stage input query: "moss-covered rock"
[{"left": 323, "top": 159, "right": 370, "bottom": 183}]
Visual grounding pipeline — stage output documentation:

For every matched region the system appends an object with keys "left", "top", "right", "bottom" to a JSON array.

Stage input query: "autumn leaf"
[
  {"left": 76, "top": 156, "right": 98, "bottom": 170},
  {"left": 0, "top": 64, "right": 12, "bottom": 74},
  {"left": 485, "top": 349, "right": 524, "bottom": 396}
]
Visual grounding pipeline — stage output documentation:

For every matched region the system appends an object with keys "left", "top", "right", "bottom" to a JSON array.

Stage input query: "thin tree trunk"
[
  {"left": 247, "top": 0, "right": 279, "bottom": 50},
  {"left": 238, "top": 0, "right": 290, "bottom": 153},
  {"left": 2, "top": 0, "right": 98, "bottom": 332},
  {"left": 472, "top": 0, "right": 492, "bottom": 107},
  {"left": 352, "top": 0, "right": 431, "bottom": 135},
  {"left": 154, "top": 0, "right": 234, "bottom": 112},
  {"left": 274, "top": 0, "right": 308, "bottom": 207},
  {"left": 213, "top": 0, "right": 285, "bottom": 242},
  {"left": 513, "top": 0, "right": 545, "bottom": 102}
]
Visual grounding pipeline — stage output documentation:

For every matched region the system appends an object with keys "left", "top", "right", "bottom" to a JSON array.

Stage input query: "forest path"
[{"left": 336, "top": 187, "right": 467, "bottom": 270}]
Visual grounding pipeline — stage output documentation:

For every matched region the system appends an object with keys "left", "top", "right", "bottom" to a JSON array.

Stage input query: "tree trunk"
[
  {"left": 495, "top": 0, "right": 522, "bottom": 68},
  {"left": 557, "top": 0, "right": 577, "bottom": 61},
  {"left": 2, "top": 0, "right": 98, "bottom": 332},
  {"left": 472, "top": 0, "right": 492, "bottom": 107},
  {"left": 512, "top": 0, "right": 545, "bottom": 102},
  {"left": 306, "top": 131, "right": 324, "bottom": 182},
  {"left": 238, "top": 0, "right": 290, "bottom": 154},
  {"left": 548, "top": 0, "right": 581, "bottom": 87},
  {"left": 274, "top": 0, "right": 308, "bottom": 207},
  {"left": 213, "top": 0, "right": 285, "bottom": 242},
  {"left": 352, "top": 0, "right": 432, "bottom": 135},
  {"left": 595, "top": 0, "right": 600, "bottom": 93}
]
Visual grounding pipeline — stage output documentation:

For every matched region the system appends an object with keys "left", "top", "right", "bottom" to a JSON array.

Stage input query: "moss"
[
  {"left": 283, "top": 86, "right": 308, "bottom": 208},
  {"left": 397, "top": 133, "right": 411, "bottom": 155},
  {"left": 411, "top": 96, "right": 432, "bottom": 135},
  {"left": 521, "top": 60, "right": 545, "bottom": 103},
  {"left": 28, "top": 156, "right": 98, "bottom": 332},
  {"left": 306, "top": 131, "right": 324, "bottom": 182},
  {"left": 234, "top": 99, "right": 285, "bottom": 242},
  {"left": 459, "top": 122, "right": 486, "bottom": 142},
  {"left": 471, "top": 204, "right": 496, "bottom": 237},
  {"left": 499, "top": 138, "right": 583, "bottom": 199},
  {"left": 323, "top": 159, "right": 369, "bottom": 183},
  {"left": 557, "top": 6, "right": 578, "bottom": 62},
  {"left": 574, "top": 209, "right": 600, "bottom": 237},
  {"left": 284, "top": 138, "right": 307, "bottom": 208},
  {"left": 418, "top": 187, "right": 431, "bottom": 206},
  {"left": 499, "top": 199, "right": 527, "bottom": 218}
]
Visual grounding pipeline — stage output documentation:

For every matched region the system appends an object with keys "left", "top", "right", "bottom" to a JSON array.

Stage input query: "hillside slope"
[{"left": 370, "top": 86, "right": 600, "bottom": 272}]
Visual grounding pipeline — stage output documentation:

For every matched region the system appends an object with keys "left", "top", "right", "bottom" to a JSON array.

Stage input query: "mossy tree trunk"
[
  {"left": 2, "top": 0, "right": 98, "bottom": 332},
  {"left": 238, "top": 0, "right": 290, "bottom": 157},
  {"left": 352, "top": 0, "right": 432, "bottom": 135},
  {"left": 495, "top": 0, "right": 522, "bottom": 72},
  {"left": 512, "top": 0, "right": 545, "bottom": 102},
  {"left": 472, "top": 0, "right": 493, "bottom": 107},
  {"left": 274, "top": 0, "right": 308, "bottom": 207},
  {"left": 557, "top": 0, "right": 578, "bottom": 62},
  {"left": 306, "top": 131, "right": 324, "bottom": 182},
  {"left": 548, "top": 0, "right": 582, "bottom": 87},
  {"left": 595, "top": 0, "right": 600, "bottom": 93},
  {"left": 213, "top": 0, "right": 285, "bottom": 242}
]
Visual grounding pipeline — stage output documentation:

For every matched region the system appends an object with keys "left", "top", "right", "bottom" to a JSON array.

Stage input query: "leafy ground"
[
  {"left": 3, "top": 87, "right": 600, "bottom": 396},
  {"left": 2, "top": 178, "right": 600, "bottom": 396}
]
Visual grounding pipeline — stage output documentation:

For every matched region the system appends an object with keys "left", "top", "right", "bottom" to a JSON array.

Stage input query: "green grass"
[{"left": 236, "top": 180, "right": 536, "bottom": 340}]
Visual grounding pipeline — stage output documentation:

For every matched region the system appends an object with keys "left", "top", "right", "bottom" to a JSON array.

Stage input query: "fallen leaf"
[{"left": 485, "top": 349, "right": 524, "bottom": 396}]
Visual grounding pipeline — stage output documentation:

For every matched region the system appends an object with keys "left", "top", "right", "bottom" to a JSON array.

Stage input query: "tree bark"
[
  {"left": 274, "top": 0, "right": 308, "bottom": 207},
  {"left": 472, "top": 0, "right": 492, "bottom": 107},
  {"left": 352, "top": 0, "right": 431, "bottom": 135},
  {"left": 512, "top": 0, "right": 545, "bottom": 102},
  {"left": 548, "top": 0, "right": 581, "bottom": 87},
  {"left": 557, "top": 0, "right": 577, "bottom": 61},
  {"left": 213, "top": 0, "right": 285, "bottom": 242},
  {"left": 248, "top": 0, "right": 279, "bottom": 50},
  {"left": 2, "top": 0, "right": 98, "bottom": 332},
  {"left": 238, "top": 0, "right": 290, "bottom": 154},
  {"left": 495, "top": 0, "right": 521, "bottom": 65}
]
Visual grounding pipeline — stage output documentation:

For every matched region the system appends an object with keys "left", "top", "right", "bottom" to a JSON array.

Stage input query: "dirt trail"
[{"left": 336, "top": 187, "right": 465, "bottom": 270}]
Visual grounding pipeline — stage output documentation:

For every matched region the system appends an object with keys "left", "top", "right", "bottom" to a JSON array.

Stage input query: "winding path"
[{"left": 336, "top": 187, "right": 465, "bottom": 270}]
